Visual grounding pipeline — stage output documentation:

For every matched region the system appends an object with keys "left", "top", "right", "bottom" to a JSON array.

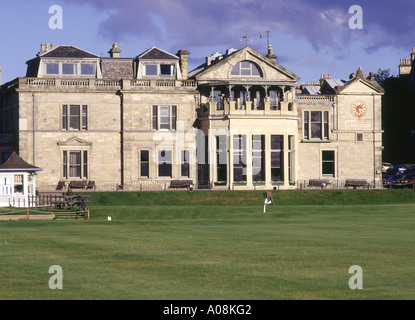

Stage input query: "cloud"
[{"left": 61, "top": 0, "right": 415, "bottom": 56}]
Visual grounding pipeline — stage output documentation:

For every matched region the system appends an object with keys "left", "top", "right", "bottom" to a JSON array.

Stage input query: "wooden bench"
[
  {"left": 68, "top": 180, "right": 88, "bottom": 190},
  {"left": 86, "top": 181, "right": 95, "bottom": 191},
  {"left": 169, "top": 180, "right": 194, "bottom": 190},
  {"left": 308, "top": 179, "right": 330, "bottom": 189},
  {"left": 345, "top": 179, "right": 369, "bottom": 189},
  {"left": 69, "top": 180, "right": 97, "bottom": 191},
  {"left": 56, "top": 181, "right": 65, "bottom": 191}
]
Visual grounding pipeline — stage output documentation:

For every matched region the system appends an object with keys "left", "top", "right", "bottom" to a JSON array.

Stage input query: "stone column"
[
  {"left": 282, "top": 135, "right": 289, "bottom": 187},
  {"left": 265, "top": 134, "right": 271, "bottom": 186},
  {"left": 246, "top": 134, "right": 253, "bottom": 187}
]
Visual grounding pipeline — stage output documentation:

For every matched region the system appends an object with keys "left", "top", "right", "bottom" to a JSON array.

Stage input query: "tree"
[{"left": 374, "top": 68, "right": 391, "bottom": 88}]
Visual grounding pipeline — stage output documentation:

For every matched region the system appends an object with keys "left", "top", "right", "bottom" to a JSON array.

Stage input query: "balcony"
[
  {"left": 200, "top": 99, "right": 298, "bottom": 117},
  {"left": 17, "top": 77, "right": 198, "bottom": 92},
  {"left": 296, "top": 94, "right": 335, "bottom": 104}
]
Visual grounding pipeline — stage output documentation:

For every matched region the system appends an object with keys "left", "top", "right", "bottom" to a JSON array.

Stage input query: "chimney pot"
[
  {"left": 266, "top": 44, "right": 277, "bottom": 60},
  {"left": 37, "top": 44, "right": 46, "bottom": 56},
  {"left": 108, "top": 42, "right": 122, "bottom": 58}
]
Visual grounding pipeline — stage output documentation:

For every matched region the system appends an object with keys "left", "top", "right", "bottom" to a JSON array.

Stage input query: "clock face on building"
[{"left": 352, "top": 102, "right": 366, "bottom": 118}]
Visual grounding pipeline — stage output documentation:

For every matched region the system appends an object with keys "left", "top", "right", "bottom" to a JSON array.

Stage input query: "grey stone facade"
[{"left": 0, "top": 43, "right": 384, "bottom": 191}]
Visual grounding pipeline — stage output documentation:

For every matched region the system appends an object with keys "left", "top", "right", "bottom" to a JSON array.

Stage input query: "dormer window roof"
[
  {"left": 26, "top": 45, "right": 101, "bottom": 78},
  {"left": 136, "top": 47, "right": 179, "bottom": 60},
  {"left": 39, "top": 45, "right": 99, "bottom": 59},
  {"left": 135, "top": 47, "right": 180, "bottom": 79}
]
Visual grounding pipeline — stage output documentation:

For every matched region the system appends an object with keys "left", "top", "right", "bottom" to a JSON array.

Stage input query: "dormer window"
[
  {"left": 231, "top": 61, "right": 262, "bottom": 77},
  {"left": 145, "top": 65, "right": 158, "bottom": 76},
  {"left": 81, "top": 64, "right": 96, "bottom": 75},
  {"left": 144, "top": 64, "right": 175, "bottom": 77},
  {"left": 44, "top": 62, "right": 96, "bottom": 76},
  {"left": 160, "top": 64, "right": 174, "bottom": 76},
  {"left": 46, "top": 63, "right": 59, "bottom": 75},
  {"left": 62, "top": 63, "right": 76, "bottom": 75}
]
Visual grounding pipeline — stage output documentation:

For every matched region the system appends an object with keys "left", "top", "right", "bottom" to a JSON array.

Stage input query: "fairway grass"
[{"left": 1, "top": 191, "right": 415, "bottom": 300}]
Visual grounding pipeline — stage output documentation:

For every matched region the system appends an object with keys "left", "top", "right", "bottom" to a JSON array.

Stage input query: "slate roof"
[
  {"left": 325, "top": 79, "right": 349, "bottom": 89},
  {"left": 302, "top": 86, "right": 321, "bottom": 95},
  {"left": 40, "top": 45, "right": 99, "bottom": 59},
  {"left": 0, "top": 152, "right": 42, "bottom": 172},
  {"left": 136, "top": 47, "right": 179, "bottom": 60},
  {"left": 320, "top": 79, "right": 350, "bottom": 94}
]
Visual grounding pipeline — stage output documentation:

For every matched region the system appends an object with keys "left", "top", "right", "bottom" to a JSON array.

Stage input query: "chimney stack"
[
  {"left": 411, "top": 47, "right": 415, "bottom": 61},
  {"left": 320, "top": 74, "right": 330, "bottom": 86},
  {"left": 177, "top": 49, "right": 189, "bottom": 80},
  {"left": 266, "top": 45, "right": 277, "bottom": 60},
  {"left": 108, "top": 42, "right": 122, "bottom": 58},
  {"left": 38, "top": 43, "right": 45, "bottom": 56}
]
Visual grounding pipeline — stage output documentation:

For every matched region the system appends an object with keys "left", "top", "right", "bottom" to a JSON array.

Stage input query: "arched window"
[{"left": 231, "top": 61, "right": 262, "bottom": 77}]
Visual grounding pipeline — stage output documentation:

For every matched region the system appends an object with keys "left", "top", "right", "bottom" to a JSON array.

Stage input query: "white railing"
[
  {"left": 181, "top": 80, "right": 197, "bottom": 87},
  {"left": 296, "top": 94, "right": 335, "bottom": 102},
  {"left": 95, "top": 79, "right": 121, "bottom": 87},
  {"left": 21, "top": 78, "right": 197, "bottom": 90},
  {"left": 26, "top": 78, "right": 56, "bottom": 86},
  {"left": 131, "top": 80, "right": 151, "bottom": 87},
  {"left": 156, "top": 80, "right": 176, "bottom": 87},
  {"left": 61, "top": 79, "right": 90, "bottom": 86}
]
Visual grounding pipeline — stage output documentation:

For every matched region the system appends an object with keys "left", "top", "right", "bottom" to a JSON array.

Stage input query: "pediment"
[
  {"left": 337, "top": 78, "right": 384, "bottom": 95},
  {"left": 192, "top": 47, "right": 299, "bottom": 83},
  {"left": 136, "top": 47, "right": 179, "bottom": 60},
  {"left": 40, "top": 45, "right": 99, "bottom": 59},
  {"left": 57, "top": 137, "right": 92, "bottom": 147}
]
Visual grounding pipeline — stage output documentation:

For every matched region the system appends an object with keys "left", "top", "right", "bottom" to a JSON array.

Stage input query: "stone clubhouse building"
[{"left": 0, "top": 42, "right": 384, "bottom": 192}]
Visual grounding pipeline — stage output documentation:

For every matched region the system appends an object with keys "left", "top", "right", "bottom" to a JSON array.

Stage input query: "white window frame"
[
  {"left": 152, "top": 105, "right": 177, "bottom": 131},
  {"left": 303, "top": 110, "right": 330, "bottom": 141},
  {"left": 144, "top": 64, "right": 175, "bottom": 77},
  {"left": 13, "top": 174, "right": 24, "bottom": 195},
  {"left": 62, "top": 150, "right": 88, "bottom": 180},
  {"left": 44, "top": 62, "right": 96, "bottom": 77},
  {"left": 158, "top": 150, "right": 172, "bottom": 178},
  {"left": 139, "top": 150, "right": 150, "bottom": 178},
  {"left": 322, "top": 150, "right": 335, "bottom": 177},
  {"left": 62, "top": 63, "right": 77, "bottom": 75},
  {"left": 62, "top": 105, "right": 88, "bottom": 131},
  {"left": 231, "top": 61, "right": 262, "bottom": 77}
]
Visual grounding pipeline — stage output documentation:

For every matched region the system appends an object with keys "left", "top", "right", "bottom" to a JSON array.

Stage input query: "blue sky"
[{"left": 1, "top": 0, "right": 415, "bottom": 85}]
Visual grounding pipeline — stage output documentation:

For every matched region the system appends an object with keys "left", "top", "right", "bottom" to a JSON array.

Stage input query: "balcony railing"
[
  {"left": 200, "top": 100, "right": 298, "bottom": 117},
  {"left": 19, "top": 77, "right": 197, "bottom": 91},
  {"left": 296, "top": 94, "right": 335, "bottom": 103}
]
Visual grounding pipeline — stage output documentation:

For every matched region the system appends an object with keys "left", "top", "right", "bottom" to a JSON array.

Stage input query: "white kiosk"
[{"left": 0, "top": 152, "right": 42, "bottom": 207}]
